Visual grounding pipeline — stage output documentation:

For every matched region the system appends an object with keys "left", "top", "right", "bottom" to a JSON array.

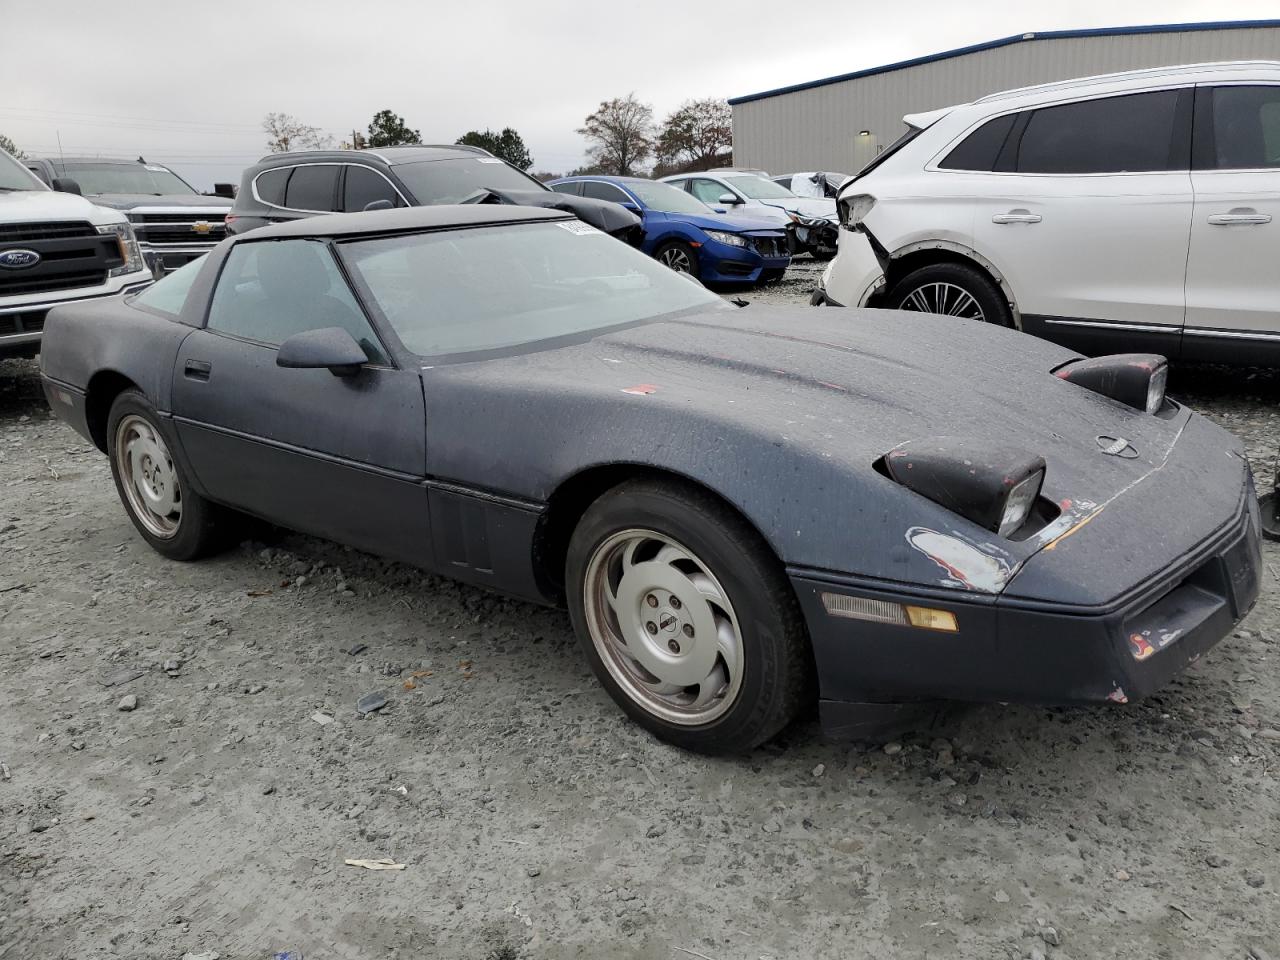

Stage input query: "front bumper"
[
  {"left": 792, "top": 487, "right": 1261, "bottom": 726},
  {"left": 0, "top": 275, "right": 152, "bottom": 358},
  {"left": 700, "top": 236, "right": 790, "bottom": 285}
]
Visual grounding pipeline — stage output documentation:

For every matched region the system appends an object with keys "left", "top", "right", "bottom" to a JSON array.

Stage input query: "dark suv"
[{"left": 227, "top": 145, "right": 641, "bottom": 242}]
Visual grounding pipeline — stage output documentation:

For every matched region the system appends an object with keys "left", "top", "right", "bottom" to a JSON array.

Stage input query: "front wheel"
[
  {"left": 566, "top": 480, "right": 812, "bottom": 754},
  {"left": 107, "top": 390, "right": 231, "bottom": 561},
  {"left": 885, "top": 262, "right": 1012, "bottom": 326},
  {"left": 655, "top": 240, "right": 698, "bottom": 276}
]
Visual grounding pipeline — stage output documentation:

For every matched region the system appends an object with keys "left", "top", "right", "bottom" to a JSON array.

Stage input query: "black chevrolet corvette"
[{"left": 39, "top": 205, "right": 1262, "bottom": 753}]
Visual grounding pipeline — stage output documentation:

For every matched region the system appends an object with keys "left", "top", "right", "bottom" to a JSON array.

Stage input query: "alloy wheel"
[
  {"left": 900, "top": 281, "right": 985, "bottom": 320},
  {"left": 115, "top": 414, "right": 182, "bottom": 539},
  {"left": 660, "top": 247, "right": 694, "bottom": 273},
  {"left": 583, "top": 528, "right": 743, "bottom": 725}
]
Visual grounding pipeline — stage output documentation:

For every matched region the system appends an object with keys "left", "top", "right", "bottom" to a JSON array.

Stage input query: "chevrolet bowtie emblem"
[{"left": 191, "top": 221, "right": 212, "bottom": 235}]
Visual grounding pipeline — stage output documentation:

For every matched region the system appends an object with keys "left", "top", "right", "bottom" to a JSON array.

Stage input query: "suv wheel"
[{"left": 886, "top": 262, "right": 1011, "bottom": 326}]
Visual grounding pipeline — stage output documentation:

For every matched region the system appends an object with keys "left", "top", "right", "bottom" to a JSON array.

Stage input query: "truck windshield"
[
  {"left": 59, "top": 162, "right": 197, "bottom": 196},
  {"left": 0, "top": 151, "right": 45, "bottom": 191}
]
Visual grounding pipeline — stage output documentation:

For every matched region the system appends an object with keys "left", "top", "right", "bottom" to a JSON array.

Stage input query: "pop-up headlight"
[
  {"left": 881, "top": 438, "right": 1046, "bottom": 538},
  {"left": 1054, "top": 354, "right": 1168, "bottom": 414}
]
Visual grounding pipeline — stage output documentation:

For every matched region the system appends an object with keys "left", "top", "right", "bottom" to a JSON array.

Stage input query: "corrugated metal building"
[{"left": 729, "top": 20, "right": 1280, "bottom": 174}]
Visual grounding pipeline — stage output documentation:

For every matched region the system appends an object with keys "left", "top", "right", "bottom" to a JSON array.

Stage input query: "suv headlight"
[
  {"left": 704, "top": 229, "right": 746, "bottom": 248},
  {"left": 837, "top": 193, "right": 876, "bottom": 229},
  {"left": 97, "top": 222, "right": 145, "bottom": 277}
]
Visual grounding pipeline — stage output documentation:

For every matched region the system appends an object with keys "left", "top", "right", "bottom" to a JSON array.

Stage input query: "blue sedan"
[{"left": 548, "top": 176, "right": 790, "bottom": 287}]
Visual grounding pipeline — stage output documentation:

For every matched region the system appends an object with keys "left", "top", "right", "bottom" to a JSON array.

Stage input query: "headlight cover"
[
  {"left": 837, "top": 193, "right": 876, "bottom": 229},
  {"left": 881, "top": 438, "right": 1047, "bottom": 538},
  {"left": 97, "top": 222, "right": 145, "bottom": 277},
  {"left": 703, "top": 229, "right": 747, "bottom": 248},
  {"left": 1054, "top": 354, "right": 1168, "bottom": 414}
]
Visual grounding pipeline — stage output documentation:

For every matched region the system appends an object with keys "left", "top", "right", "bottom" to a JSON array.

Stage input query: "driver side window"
[
  {"left": 690, "top": 179, "right": 730, "bottom": 204},
  {"left": 207, "top": 240, "right": 389, "bottom": 365}
]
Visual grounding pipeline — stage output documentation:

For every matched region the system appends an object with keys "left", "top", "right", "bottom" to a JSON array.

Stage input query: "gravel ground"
[{"left": 2, "top": 259, "right": 1278, "bottom": 960}]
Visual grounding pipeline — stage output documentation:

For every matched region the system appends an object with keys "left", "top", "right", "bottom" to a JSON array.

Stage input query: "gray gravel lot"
[{"left": 2, "top": 258, "right": 1278, "bottom": 960}]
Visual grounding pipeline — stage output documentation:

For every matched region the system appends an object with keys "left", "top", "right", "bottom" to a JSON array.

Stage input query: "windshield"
[
  {"left": 391, "top": 158, "right": 547, "bottom": 204},
  {"left": 0, "top": 151, "right": 46, "bottom": 191},
  {"left": 60, "top": 162, "right": 196, "bottom": 196},
  {"left": 339, "top": 220, "right": 729, "bottom": 360},
  {"left": 624, "top": 180, "right": 711, "bottom": 215},
  {"left": 723, "top": 175, "right": 794, "bottom": 200}
]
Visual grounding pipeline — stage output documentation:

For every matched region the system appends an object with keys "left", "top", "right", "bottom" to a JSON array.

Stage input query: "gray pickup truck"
[{"left": 25, "top": 157, "right": 234, "bottom": 276}]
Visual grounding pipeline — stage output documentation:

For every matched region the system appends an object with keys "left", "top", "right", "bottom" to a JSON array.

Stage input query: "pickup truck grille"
[
  {"left": 0, "top": 310, "right": 47, "bottom": 336},
  {"left": 129, "top": 212, "right": 227, "bottom": 247},
  {"left": 0, "top": 221, "right": 97, "bottom": 243},
  {"left": 0, "top": 268, "right": 107, "bottom": 297}
]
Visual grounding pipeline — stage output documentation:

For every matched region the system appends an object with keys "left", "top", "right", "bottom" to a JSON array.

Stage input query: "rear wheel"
[
  {"left": 107, "top": 390, "right": 231, "bottom": 561},
  {"left": 885, "top": 262, "right": 1012, "bottom": 326},
  {"left": 655, "top": 240, "right": 698, "bottom": 276},
  {"left": 566, "top": 479, "right": 812, "bottom": 754}
]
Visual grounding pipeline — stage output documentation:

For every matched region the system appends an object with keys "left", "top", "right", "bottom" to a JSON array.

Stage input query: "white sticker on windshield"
[
  {"left": 144, "top": 165, "right": 169, "bottom": 172},
  {"left": 556, "top": 221, "right": 600, "bottom": 236},
  {"left": 476, "top": 158, "right": 505, "bottom": 164}
]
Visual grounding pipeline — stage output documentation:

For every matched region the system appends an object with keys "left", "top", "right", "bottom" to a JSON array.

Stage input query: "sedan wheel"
[
  {"left": 115, "top": 414, "right": 182, "bottom": 539},
  {"left": 566, "top": 479, "right": 813, "bottom": 754},
  {"left": 106, "top": 389, "right": 231, "bottom": 561},
  {"left": 656, "top": 241, "right": 696, "bottom": 275},
  {"left": 584, "top": 528, "right": 743, "bottom": 725}
]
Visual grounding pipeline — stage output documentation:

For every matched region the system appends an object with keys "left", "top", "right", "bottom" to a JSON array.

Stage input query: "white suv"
[{"left": 817, "top": 61, "right": 1280, "bottom": 365}]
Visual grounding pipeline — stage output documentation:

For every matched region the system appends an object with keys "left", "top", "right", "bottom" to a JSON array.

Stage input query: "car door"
[
  {"left": 170, "top": 238, "right": 431, "bottom": 567},
  {"left": 688, "top": 178, "right": 747, "bottom": 222},
  {"left": 970, "top": 89, "right": 1194, "bottom": 354},
  {"left": 1183, "top": 83, "right": 1280, "bottom": 357}
]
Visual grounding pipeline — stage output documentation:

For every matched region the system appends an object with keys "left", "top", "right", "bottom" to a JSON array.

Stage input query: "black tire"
[
  {"left": 885, "top": 261, "right": 1012, "bottom": 327},
  {"left": 655, "top": 240, "right": 699, "bottom": 277},
  {"left": 106, "top": 389, "right": 230, "bottom": 561},
  {"left": 810, "top": 248, "right": 837, "bottom": 261},
  {"left": 566, "top": 479, "right": 813, "bottom": 754},
  {"left": 1261, "top": 490, "right": 1280, "bottom": 542}
]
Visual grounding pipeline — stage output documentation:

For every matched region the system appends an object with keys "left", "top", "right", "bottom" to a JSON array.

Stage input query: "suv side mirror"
[
  {"left": 212, "top": 182, "right": 236, "bottom": 199},
  {"left": 52, "top": 177, "right": 82, "bottom": 196},
  {"left": 276, "top": 327, "right": 368, "bottom": 377},
  {"left": 718, "top": 193, "right": 741, "bottom": 205}
]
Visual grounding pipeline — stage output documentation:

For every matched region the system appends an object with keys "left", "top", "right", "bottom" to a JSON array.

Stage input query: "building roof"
[{"left": 727, "top": 19, "right": 1280, "bottom": 105}]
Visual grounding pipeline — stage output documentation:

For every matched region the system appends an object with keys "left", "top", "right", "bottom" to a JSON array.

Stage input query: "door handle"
[
  {"left": 1207, "top": 209, "right": 1271, "bottom": 225},
  {"left": 184, "top": 359, "right": 211, "bottom": 381},
  {"left": 992, "top": 210, "right": 1042, "bottom": 224}
]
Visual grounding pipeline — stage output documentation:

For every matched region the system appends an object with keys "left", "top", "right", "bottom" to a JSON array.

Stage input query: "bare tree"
[
  {"left": 655, "top": 99, "right": 732, "bottom": 170},
  {"left": 262, "top": 113, "right": 333, "bottom": 153},
  {"left": 576, "top": 94, "right": 653, "bottom": 176}
]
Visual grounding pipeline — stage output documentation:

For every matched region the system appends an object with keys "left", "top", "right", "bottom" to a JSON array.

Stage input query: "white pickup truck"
[{"left": 0, "top": 148, "right": 152, "bottom": 360}]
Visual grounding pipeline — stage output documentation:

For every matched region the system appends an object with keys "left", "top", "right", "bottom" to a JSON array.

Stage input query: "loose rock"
[{"left": 117, "top": 694, "right": 137, "bottom": 712}]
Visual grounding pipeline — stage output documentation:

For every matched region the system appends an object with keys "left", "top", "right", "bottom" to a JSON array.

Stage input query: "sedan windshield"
[
  {"left": 60, "top": 162, "right": 196, "bottom": 195},
  {"left": 392, "top": 158, "right": 548, "bottom": 204},
  {"left": 723, "top": 175, "right": 795, "bottom": 200},
  {"left": 0, "top": 151, "right": 45, "bottom": 191},
  {"left": 339, "top": 220, "right": 729, "bottom": 360},
  {"left": 624, "top": 180, "right": 711, "bottom": 215}
]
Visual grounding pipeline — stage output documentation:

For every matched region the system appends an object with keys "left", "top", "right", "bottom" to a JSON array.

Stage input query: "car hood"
[
  {"left": 0, "top": 188, "right": 126, "bottom": 226},
  {"left": 656, "top": 210, "right": 785, "bottom": 234},
  {"left": 88, "top": 193, "right": 234, "bottom": 211},
  {"left": 757, "top": 196, "right": 836, "bottom": 220}
]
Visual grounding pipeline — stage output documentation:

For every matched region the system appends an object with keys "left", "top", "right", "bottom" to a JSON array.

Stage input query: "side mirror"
[
  {"left": 362, "top": 199, "right": 394, "bottom": 212},
  {"left": 276, "top": 327, "right": 368, "bottom": 377},
  {"left": 52, "top": 177, "right": 82, "bottom": 196},
  {"left": 212, "top": 182, "right": 236, "bottom": 199},
  {"left": 718, "top": 193, "right": 740, "bottom": 205},
  {"left": 619, "top": 201, "right": 642, "bottom": 215}
]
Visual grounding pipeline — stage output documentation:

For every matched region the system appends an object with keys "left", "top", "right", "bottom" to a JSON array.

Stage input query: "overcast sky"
[{"left": 2, "top": 0, "right": 1276, "bottom": 190}]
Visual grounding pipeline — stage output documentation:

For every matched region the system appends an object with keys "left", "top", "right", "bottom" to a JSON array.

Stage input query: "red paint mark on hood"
[{"left": 621, "top": 384, "right": 658, "bottom": 395}]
